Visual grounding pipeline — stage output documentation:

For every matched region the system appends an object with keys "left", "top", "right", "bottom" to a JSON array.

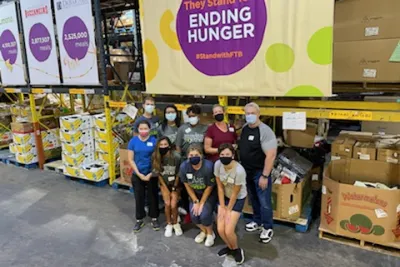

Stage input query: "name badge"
[
  {"left": 168, "top": 176, "right": 175, "bottom": 182},
  {"left": 147, "top": 142, "right": 153, "bottom": 147},
  {"left": 185, "top": 128, "right": 192, "bottom": 133},
  {"left": 227, "top": 177, "right": 235, "bottom": 184},
  {"left": 186, "top": 173, "right": 193, "bottom": 179},
  {"left": 229, "top": 127, "right": 234, "bottom": 132},
  {"left": 248, "top": 135, "right": 254, "bottom": 141}
]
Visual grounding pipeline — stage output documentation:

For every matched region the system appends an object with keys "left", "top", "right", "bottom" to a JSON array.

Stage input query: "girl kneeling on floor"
[
  {"left": 152, "top": 136, "right": 183, "bottom": 237},
  {"left": 179, "top": 144, "right": 217, "bottom": 247},
  {"left": 215, "top": 143, "right": 247, "bottom": 265}
]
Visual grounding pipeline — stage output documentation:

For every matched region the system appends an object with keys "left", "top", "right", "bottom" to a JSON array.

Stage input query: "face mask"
[
  {"left": 220, "top": 157, "right": 233, "bottom": 166},
  {"left": 245, "top": 114, "right": 257, "bottom": 124},
  {"left": 214, "top": 113, "right": 224, "bottom": 122},
  {"left": 139, "top": 130, "right": 149, "bottom": 137},
  {"left": 165, "top": 113, "right": 177, "bottom": 122},
  {"left": 144, "top": 105, "right": 155, "bottom": 114},
  {"left": 159, "top": 147, "right": 170, "bottom": 156},
  {"left": 189, "top": 156, "right": 201, "bottom": 165},
  {"left": 188, "top": 116, "right": 199, "bottom": 125}
]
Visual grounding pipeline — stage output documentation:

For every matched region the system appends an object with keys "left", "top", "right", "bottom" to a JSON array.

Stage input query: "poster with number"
[
  {"left": 0, "top": 2, "right": 26, "bottom": 85},
  {"left": 140, "top": 0, "right": 333, "bottom": 96},
  {"left": 53, "top": 0, "right": 99, "bottom": 85},
  {"left": 20, "top": 0, "right": 60, "bottom": 85}
]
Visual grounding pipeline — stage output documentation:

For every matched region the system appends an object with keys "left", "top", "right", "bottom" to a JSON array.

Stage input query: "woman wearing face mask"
[
  {"left": 204, "top": 104, "right": 237, "bottom": 163},
  {"left": 179, "top": 144, "right": 217, "bottom": 247},
  {"left": 152, "top": 136, "right": 183, "bottom": 237},
  {"left": 128, "top": 120, "right": 160, "bottom": 232},
  {"left": 158, "top": 105, "right": 181, "bottom": 145},
  {"left": 215, "top": 143, "right": 247, "bottom": 264}
]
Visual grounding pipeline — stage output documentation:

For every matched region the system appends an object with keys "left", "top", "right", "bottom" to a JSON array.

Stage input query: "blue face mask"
[
  {"left": 165, "top": 113, "right": 177, "bottom": 122},
  {"left": 245, "top": 114, "right": 257, "bottom": 124},
  {"left": 189, "top": 156, "right": 201, "bottom": 165}
]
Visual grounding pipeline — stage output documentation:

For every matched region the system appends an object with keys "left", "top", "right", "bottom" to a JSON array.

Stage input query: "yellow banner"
[{"left": 140, "top": 0, "right": 333, "bottom": 96}]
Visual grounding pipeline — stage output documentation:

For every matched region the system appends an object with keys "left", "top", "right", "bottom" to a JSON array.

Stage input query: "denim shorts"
[
  {"left": 219, "top": 197, "right": 246, "bottom": 213},
  {"left": 189, "top": 198, "right": 216, "bottom": 227}
]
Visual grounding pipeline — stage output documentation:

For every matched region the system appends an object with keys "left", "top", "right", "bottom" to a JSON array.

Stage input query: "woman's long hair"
[
  {"left": 162, "top": 105, "right": 181, "bottom": 131},
  {"left": 152, "top": 136, "right": 173, "bottom": 174}
]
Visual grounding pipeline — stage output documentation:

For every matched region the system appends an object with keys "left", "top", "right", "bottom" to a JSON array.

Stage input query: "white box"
[
  {"left": 14, "top": 143, "right": 37, "bottom": 154},
  {"left": 81, "top": 161, "right": 109, "bottom": 181},
  {"left": 93, "top": 113, "right": 133, "bottom": 130},
  {"left": 9, "top": 143, "right": 16, "bottom": 154},
  {"left": 94, "top": 128, "right": 125, "bottom": 143},
  {"left": 15, "top": 152, "right": 38, "bottom": 164},
  {"left": 13, "top": 132, "right": 35, "bottom": 145},
  {"left": 41, "top": 129, "right": 60, "bottom": 142},
  {"left": 63, "top": 164, "right": 83, "bottom": 178},
  {"left": 96, "top": 150, "right": 119, "bottom": 163},
  {"left": 95, "top": 139, "right": 120, "bottom": 153},
  {"left": 60, "top": 128, "right": 94, "bottom": 143},
  {"left": 62, "top": 139, "right": 95, "bottom": 155},
  {"left": 60, "top": 114, "right": 93, "bottom": 131},
  {"left": 43, "top": 139, "right": 61, "bottom": 151},
  {"left": 62, "top": 152, "right": 96, "bottom": 166}
]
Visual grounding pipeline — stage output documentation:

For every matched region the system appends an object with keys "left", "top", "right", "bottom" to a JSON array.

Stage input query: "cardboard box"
[
  {"left": 0, "top": 115, "right": 11, "bottom": 127},
  {"left": 331, "top": 138, "right": 356, "bottom": 160},
  {"left": 320, "top": 159, "right": 400, "bottom": 246},
  {"left": 9, "top": 143, "right": 16, "bottom": 154},
  {"left": 334, "top": 0, "right": 400, "bottom": 42},
  {"left": 62, "top": 152, "right": 96, "bottom": 166},
  {"left": 14, "top": 143, "right": 37, "bottom": 154},
  {"left": 119, "top": 144, "right": 133, "bottom": 185},
  {"left": 60, "top": 128, "right": 94, "bottom": 143},
  {"left": 44, "top": 147, "right": 61, "bottom": 160},
  {"left": 333, "top": 39, "right": 400, "bottom": 83},
  {"left": 41, "top": 129, "right": 60, "bottom": 142},
  {"left": 93, "top": 113, "right": 133, "bottom": 130},
  {"left": 43, "top": 140, "right": 61, "bottom": 151},
  {"left": 114, "top": 62, "right": 136, "bottom": 82},
  {"left": 63, "top": 164, "right": 83, "bottom": 178},
  {"left": 13, "top": 132, "right": 35, "bottom": 145},
  {"left": 94, "top": 128, "right": 125, "bottom": 143},
  {"left": 95, "top": 139, "right": 120, "bottom": 153},
  {"left": 11, "top": 122, "right": 34, "bottom": 133},
  {"left": 285, "top": 123, "right": 317, "bottom": 149},
  {"left": 15, "top": 152, "right": 38, "bottom": 164},
  {"left": 377, "top": 141, "right": 400, "bottom": 164},
  {"left": 60, "top": 114, "right": 93, "bottom": 131},
  {"left": 352, "top": 141, "right": 377, "bottom": 161},
  {"left": 81, "top": 162, "right": 109, "bottom": 181},
  {"left": 0, "top": 131, "right": 12, "bottom": 142},
  {"left": 62, "top": 140, "right": 95, "bottom": 155}
]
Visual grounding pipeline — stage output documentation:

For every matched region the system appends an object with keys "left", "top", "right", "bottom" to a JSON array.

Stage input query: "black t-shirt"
[{"left": 239, "top": 123, "right": 277, "bottom": 172}]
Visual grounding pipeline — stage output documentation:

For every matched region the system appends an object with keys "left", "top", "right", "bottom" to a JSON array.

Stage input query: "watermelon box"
[{"left": 320, "top": 159, "right": 400, "bottom": 247}]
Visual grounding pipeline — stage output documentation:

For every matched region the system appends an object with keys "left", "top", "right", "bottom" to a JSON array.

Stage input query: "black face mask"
[
  {"left": 214, "top": 113, "right": 224, "bottom": 122},
  {"left": 159, "top": 147, "right": 170, "bottom": 156},
  {"left": 189, "top": 156, "right": 201, "bottom": 165},
  {"left": 220, "top": 157, "right": 233, "bottom": 166}
]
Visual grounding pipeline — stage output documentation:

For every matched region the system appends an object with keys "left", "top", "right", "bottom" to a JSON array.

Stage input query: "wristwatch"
[
  {"left": 261, "top": 174, "right": 269, "bottom": 179},
  {"left": 193, "top": 199, "right": 199, "bottom": 204}
]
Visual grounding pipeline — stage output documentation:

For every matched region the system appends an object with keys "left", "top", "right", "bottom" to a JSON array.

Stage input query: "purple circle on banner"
[
  {"left": 29, "top": 23, "right": 52, "bottom": 62},
  {"left": 62, "top": 16, "right": 89, "bottom": 60},
  {"left": 0, "top": 30, "right": 18, "bottom": 65},
  {"left": 176, "top": 0, "right": 267, "bottom": 76}
]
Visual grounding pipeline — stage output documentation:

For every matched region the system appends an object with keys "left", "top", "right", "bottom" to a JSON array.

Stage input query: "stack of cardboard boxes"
[
  {"left": 0, "top": 104, "right": 12, "bottom": 147},
  {"left": 60, "top": 114, "right": 109, "bottom": 182},
  {"left": 333, "top": 0, "right": 400, "bottom": 82}
]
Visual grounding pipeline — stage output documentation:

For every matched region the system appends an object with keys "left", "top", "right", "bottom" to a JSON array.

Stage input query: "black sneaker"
[
  {"left": 217, "top": 247, "right": 231, "bottom": 257},
  {"left": 151, "top": 218, "right": 160, "bottom": 231},
  {"left": 133, "top": 220, "right": 144, "bottom": 233},
  {"left": 234, "top": 248, "right": 245, "bottom": 265}
]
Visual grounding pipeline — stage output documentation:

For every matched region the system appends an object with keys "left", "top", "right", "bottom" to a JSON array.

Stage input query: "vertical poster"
[
  {"left": 0, "top": 2, "right": 26, "bottom": 85},
  {"left": 54, "top": 0, "right": 99, "bottom": 85},
  {"left": 20, "top": 0, "right": 60, "bottom": 85}
]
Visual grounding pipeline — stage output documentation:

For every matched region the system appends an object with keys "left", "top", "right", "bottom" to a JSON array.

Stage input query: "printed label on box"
[
  {"left": 359, "top": 154, "right": 370, "bottom": 160},
  {"left": 322, "top": 185, "right": 327, "bottom": 195},
  {"left": 363, "top": 69, "right": 377, "bottom": 78},
  {"left": 375, "top": 208, "right": 388, "bottom": 219},
  {"left": 364, "top": 27, "right": 379, "bottom": 37},
  {"left": 288, "top": 205, "right": 299, "bottom": 215}
]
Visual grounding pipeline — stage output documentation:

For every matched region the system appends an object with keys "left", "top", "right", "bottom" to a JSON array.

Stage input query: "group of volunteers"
[{"left": 127, "top": 97, "right": 277, "bottom": 265}]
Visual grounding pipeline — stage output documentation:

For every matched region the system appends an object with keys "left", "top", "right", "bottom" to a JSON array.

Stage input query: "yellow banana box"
[
  {"left": 9, "top": 143, "right": 16, "bottom": 154},
  {"left": 14, "top": 143, "right": 37, "bottom": 154},
  {"left": 93, "top": 113, "right": 132, "bottom": 130},
  {"left": 15, "top": 152, "right": 38, "bottom": 164},
  {"left": 61, "top": 139, "right": 95, "bottom": 155},
  {"left": 94, "top": 128, "right": 124, "bottom": 143},
  {"left": 62, "top": 152, "right": 95, "bottom": 166},
  {"left": 12, "top": 132, "right": 35, "bottom": 145},
  {"left": 60, "top": 128, "right": 94, "bottom": 143},
  {"left": 81, "top": 162, "right": 109, "bottom": 181},
  {"left": 96, "top": 151, "right": 119, "bottom": 162},
  {"left": 60, "top": 114, "right": 93, "bottom": 131},
  {"left": 63, "top": 164, "right": 84, "bottom": 178},
  {"left": 95, "top": 139, "right": 120, "bottom": 153},
  {"left": 41, "top": 129, "right": 60, "bottom": 142},
  {"left": 43, "top": 140, "right": 61, "bottom": 151}
]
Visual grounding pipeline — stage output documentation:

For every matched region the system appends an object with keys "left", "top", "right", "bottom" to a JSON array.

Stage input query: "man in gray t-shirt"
[{"left": 214, "top": 160, "right": 247, "bottom": 200}]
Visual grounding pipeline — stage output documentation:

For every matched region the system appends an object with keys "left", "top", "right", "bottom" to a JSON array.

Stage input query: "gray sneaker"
[
  {"left": 151, "top": 218, "right": 160, "bottom": 231},
  {"left": 133, "top": 220, "right": 145, "bottom": 233}
]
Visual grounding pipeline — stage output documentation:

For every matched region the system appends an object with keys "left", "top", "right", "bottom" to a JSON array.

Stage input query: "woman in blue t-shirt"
[{"left": 128, "top": 120, "right": 159, "bottom": 232}]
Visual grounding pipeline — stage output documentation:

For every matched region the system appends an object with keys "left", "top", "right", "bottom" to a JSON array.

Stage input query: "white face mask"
[
  {"left": 165, "top": 113, "right": 177, "bottom": 122},
  {"left": 188, "top": 116, "right": 199, "bottom": 125},
  {"left": 144, "top": 104, "right": 155, "bottom": 114}
]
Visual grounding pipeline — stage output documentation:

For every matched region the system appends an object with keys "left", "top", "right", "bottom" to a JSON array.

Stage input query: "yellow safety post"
[
  {"left": 104, "top": 95, "right": 116, "bottom": 184},
  {"left": 18, "top": 93, "right": 24, "bottom": 105},
  {"left": 29, "top": 94, "right": 45, "bottom": 169},
  {"left": 69, "top": 94, "right": 75, "bottom": 111},
  {"left": 218, "top": 96, "right": 228, "bottom": 122},
  {"left": 81, "top": 94, "right": 87, "bottom": 112}
]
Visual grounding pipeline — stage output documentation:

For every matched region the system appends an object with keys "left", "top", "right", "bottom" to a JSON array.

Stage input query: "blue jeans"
[{"left": 246, "top": 170, "right": 273, "bottom": 230}]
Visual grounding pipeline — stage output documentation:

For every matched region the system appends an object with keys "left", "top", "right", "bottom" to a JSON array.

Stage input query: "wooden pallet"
[
  {"left": 319, "top": 228, "right": 400, "bottom": 257},
  {"left": 112, "top": 177, "right": 134, "bottom": 194},
  {"left": 65, "top": 175, "right": 109, "bottom": 187},
  {"left": 0, "top": 150, "right": 14, "bottom": 164},
  {"left": 43, "top": 160, "right": 64, "bottom": 174},
  {"left": 5, "top": 157, "right": 39, "bottom": 169}
]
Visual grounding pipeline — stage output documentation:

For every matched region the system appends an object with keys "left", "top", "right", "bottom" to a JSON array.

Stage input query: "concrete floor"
[{"left": 0, "top": 164, "right": 398, "bottom": 267}]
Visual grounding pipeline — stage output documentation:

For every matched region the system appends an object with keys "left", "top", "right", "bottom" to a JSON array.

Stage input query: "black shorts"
[{"left": 219, "top": 197, "right": 246, "bottom": 213}]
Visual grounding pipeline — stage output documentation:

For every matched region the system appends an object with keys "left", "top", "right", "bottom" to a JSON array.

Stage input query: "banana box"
[
  {"left": 60, "top": 128, "right": 93, "bottom": 143},
  {"left": 96, "top": 150, "right": 119, "bottom": 162},
  {"left": 81, "top": 162, "right": 109, "bottom": 181},
  {"left": 10, "top": 104, "right": 30, "bottom": 117},
  {"left": 63, "top": 164, "right": 84, "bottom": 178},
  {"left": 93, "top": 113, "right": 132, "bottom": 130},
  {"left": 95, "top": 139, "right": 120, "bottom": 153},
  {"left": 61, "top": 139, "right": 95, "bottom": 155},
  {"left": 41, "top": 129, "right": 60, "bottom": 142},
  {"left": 94, "top": 128, "right": 125, "bottom": 143},
  {"left": 14, "top": 143, "right": 37, "bottom": 154},
  {"left": 60, "top": 114, "right": 93, "bottom": 131},
  {"left": 9, "top": 143, "right": 16, "bottom": 154},
  {"left": 43, "top": 139, "right": 61, "bottom": 151},
  {"left": 0, "top": 131, "right": 12, "bottom": 142},
  {"left": 62, "top": 152, "right": 95, "bottom": 166},
  {"left": 15, "top": 152, "right": 38, "bottom": 164},
  {"left": 13, "top": 132, "right": 35, "bottom": 145}
]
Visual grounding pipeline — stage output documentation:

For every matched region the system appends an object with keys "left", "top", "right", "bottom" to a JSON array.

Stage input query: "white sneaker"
[
  {"left": 177, "top": 216, "right": 181, "bottom": 223},
  {"left": 173, "top": 223, "right": 183, "bottom": 236},
  {"left": 165, "top": 224, "right": 173, "bottom": 237},
  {"left": 205, "top": 232, "right": 216, "bottom": 247},
  {"left": 178, "top": 207, "right": 187, "bottom": 215},
  {"left": 195, "top": 231, "right": 207, "bottom": 243},
  {"left": 260, "top": 228, "right": 274, "bottom": 244},
  {"left": 245, "top": 221, "right": 262, "bottom": 232}
]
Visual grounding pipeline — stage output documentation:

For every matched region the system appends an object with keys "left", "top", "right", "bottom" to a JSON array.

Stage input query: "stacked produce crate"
[{"left": 0, "top": 104, "right": 12, "bottom": 148}]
